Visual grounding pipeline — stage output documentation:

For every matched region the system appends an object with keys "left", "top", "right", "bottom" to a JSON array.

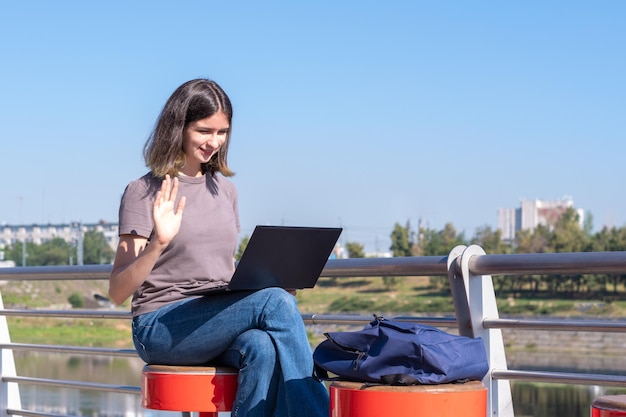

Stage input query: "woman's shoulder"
[
  {"left": 124, "top": 172, "right": 161, "bottom": 197},
  {"left": 213, "top": 172, "right": 236, "bottom": 186},
  {"left": 212, "top": 173, "right": 238, "bottom": 198}
]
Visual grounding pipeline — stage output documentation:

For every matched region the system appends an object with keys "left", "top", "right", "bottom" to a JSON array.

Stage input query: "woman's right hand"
[
  {"left": 152, "top": 175, "right": 186, "bottom": 247},
  {"left": 109, "top": 175, "right": 186, "bottom": 305}
]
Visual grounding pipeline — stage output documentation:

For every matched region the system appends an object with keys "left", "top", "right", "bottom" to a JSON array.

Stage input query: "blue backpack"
[{"left": 313, "top": 316, "right": 489, "bottom": 385}]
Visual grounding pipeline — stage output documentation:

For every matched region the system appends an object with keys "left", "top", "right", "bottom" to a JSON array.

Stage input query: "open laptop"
[{"left": 183, "top": 225, "right": 342, "bottom": 295}]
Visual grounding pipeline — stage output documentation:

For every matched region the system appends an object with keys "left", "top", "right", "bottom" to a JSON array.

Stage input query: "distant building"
[
  {"left": 498, "top": 197, "right": 584, "bottom": 242},
  {"left": 0, "top": 221, "right": 119, "bottom": 251}
]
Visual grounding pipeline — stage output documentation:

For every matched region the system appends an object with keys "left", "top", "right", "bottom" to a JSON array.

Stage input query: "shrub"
[{"left": 68, "top": 293, "right": 84, "bottom": 308}]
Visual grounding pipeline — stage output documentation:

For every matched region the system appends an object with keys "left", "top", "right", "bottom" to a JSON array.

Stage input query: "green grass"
[{"left": 7, "top": 317, "right": 133, "bottom": 348}]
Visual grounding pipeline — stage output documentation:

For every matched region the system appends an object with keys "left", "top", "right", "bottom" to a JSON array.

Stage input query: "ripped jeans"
[{"left": 132, "top": 287, "right": 329, "bottom": 417}]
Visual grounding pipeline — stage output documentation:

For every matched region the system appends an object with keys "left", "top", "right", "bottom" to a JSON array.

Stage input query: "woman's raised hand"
[{"left": 152, "top": 175, "right": 186, "bottom": 247}]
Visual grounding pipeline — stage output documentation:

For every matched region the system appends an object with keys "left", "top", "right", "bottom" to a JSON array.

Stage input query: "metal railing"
[{"left": 0, "top": 245, "right": 625, "bottom": 417}]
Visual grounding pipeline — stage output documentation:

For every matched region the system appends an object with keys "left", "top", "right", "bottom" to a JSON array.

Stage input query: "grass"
[{"left": 7, "top": 316, "right": 133, "bottom": 348}]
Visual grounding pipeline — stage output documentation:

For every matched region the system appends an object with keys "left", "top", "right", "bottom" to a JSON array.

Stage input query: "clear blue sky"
[{"left": 1, "top": 1, "right": 625, "bottom": 253}]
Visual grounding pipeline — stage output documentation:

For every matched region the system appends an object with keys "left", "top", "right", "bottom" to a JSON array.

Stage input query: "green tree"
[
  {"left": 83, "top": 230, "right": 116, "bottom": 264},
  {"left": 471, "top": 225, "right": 512, "bottom": 254},
  {"left": 550, "top": 208, "right": 589, "bottom": 253},
  {"left": 345, "top": 241, "right": 364, "bottom": 258},
  {"left": 31, "top": 238, "right": 74, "bottom": 266},
  {"left": 389, "top": 222, "right": 412, "bottom": 257},
  {"left": 549, "top": 208, "right": 590, "bottom": 295},
  {"left": 235, "top": 235, "right": 250, "bottom": 261},
  {"left": 5, "top": 241, "right": 34, "bottom": 266},
  {"left": 516, "top": 225, "right": 550, "bottom": 254},
  {"left": 418, "top": 223, "right": 466, "bottom": 256},
  {"left": 7, "top": 238, "right": 75, "bottom": 266},
  {"left": 589, "top": 226, "right": 626, "bottom": 294}
]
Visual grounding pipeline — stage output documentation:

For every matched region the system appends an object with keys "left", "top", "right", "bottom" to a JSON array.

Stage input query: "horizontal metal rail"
[
  {"left": 0, "top": 264, "right": 112, "bottom": 281},
  {"left": 303, "top": 314, "right": 457, "bottom": 328},
  {"left": 0, "top": 309, "right": 130, "bottom": 319},
  {"left": 0, "top": 343, "right": 137, "bottom": 357},
  {"left": 0, "top": 310, "right": 457, "bottom": 329},
  {"left": 2, "top": 375, "right": 140, "bottom": 395},
  {"left": 470, "top": 251, "right": 626, "bottom": 276},
  {"left": 7, "top": 409, "right": 84, "bottom": 417},
  {"left": 492, "top": 369, "right": 626, "bottom": 387},
  {"left": 3, "top": 251, "right": 625, "bottom": 282},
  {"left": 0, "top": 256, "right": 451, "bottom": 281},
  {"left": 484, "top": 317, "right": 626, "bottom": 332}
]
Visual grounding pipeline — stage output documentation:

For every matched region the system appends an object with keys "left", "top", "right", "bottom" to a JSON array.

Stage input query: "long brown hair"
[{"left": 143, "top": 79, "right": 234, "bottom": 178}]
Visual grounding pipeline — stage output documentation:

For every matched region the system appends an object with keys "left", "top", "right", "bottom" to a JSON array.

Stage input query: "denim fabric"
[{"left": 132, "top": 287, "right": 329, "bottom": 417}]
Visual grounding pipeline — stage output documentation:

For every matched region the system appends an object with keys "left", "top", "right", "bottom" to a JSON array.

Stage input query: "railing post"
[
  {"left": 0, "top": 291, "right": 21, "bottom": 417},
  {"left": 457, "top": 245, "right": 513, "bottom": 417},
  {"left": 447, "top": 245, "right": 472, "bottom": 337}
]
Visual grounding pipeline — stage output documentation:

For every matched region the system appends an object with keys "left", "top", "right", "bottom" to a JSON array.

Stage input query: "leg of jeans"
[
  {"left": 216, "top": 329, "right": 279, "bottom": 417},
  {"left": 255, "top": 290, "right": 329, "bottom": 417},
  {"left": 132, "top": 288, "right": 329, "bottom": 417}
]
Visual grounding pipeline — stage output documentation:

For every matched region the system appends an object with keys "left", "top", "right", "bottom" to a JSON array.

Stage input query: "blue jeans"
[{"left": 132, "top": 288, "right": 329, "bottom": 417}]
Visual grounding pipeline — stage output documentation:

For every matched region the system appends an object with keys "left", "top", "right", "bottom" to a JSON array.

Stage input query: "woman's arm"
[
  {"left": 108, "top": 175, "right": 186, "bottom": 305},
  {"left": 108, "top": 234, "right": 167, "bottom": 304}
]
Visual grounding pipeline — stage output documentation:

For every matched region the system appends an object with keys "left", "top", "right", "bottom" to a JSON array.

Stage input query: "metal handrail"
[
  {"left": 469, "top": 251, "right": 626, "bottom": 276},
  {"left": 0, "top": 256, "right": 451, "bottom": 280},
  {"left": 302, "top": 314, "right": 457, "bottom": 327},
  {"left": 484, "top": 317, "right": 626, "bottom": 332},
  {"left": 2, "top": 250, "right": 624, "bottom": 279},
  {"left": 0, "top": 343, "right": 137, "bottom": 357},
  {"left": 491, "top": 369, "right": 626, "bottom": 387},
  {"left": 0, "top": 309, "right": 130, "bottom": 319},
  {"left": 2, "top": 376, "right": 140, "bottom": 395}
]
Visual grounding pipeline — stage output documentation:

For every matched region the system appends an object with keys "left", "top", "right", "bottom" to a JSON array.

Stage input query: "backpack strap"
[{"left": 380, "top": 374, "right": 421, "bottom": 386}]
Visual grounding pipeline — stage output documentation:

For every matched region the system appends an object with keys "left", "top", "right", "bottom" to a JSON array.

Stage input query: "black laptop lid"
[{"left": 228, "top": 225, "right": 342, "bottom": 290}]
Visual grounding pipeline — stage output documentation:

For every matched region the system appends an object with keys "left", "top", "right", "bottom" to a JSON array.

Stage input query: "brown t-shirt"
[{"left": 118, "top": 172, "right": 240, "bottom": 316}]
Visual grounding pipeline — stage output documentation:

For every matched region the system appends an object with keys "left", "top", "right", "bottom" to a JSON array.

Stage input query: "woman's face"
[{"left": 181, "top": 112, "right": 230, "bottom": 177}]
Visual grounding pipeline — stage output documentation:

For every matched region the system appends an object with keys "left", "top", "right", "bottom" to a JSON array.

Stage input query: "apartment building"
[
  {"left": 498, "top": 197, "right": 584, "bottom": 242},
  {"left": 0, "top": 221, "right": 119, "bottom": 251}
]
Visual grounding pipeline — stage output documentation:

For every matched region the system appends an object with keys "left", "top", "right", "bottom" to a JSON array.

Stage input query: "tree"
[
  {"left": 235, "top": 235, "right": 250, "bottom": 261},
  {"left": 389, "top": 222, "right": 412, "bottom": 257},
  {"left": 516, "top": 226, "right": 550, "bottom": 254},
  {"left": 550, "top": 208, "right": 589, "bottom": 253},
  {"left": 37, "top": 240, "right": 73, "bottom": 266},
  {"left": 418, "top": 223, "right": 466, "bottom": 256},
  {"left": 83, "top": 230, "right": 116, "bottom": 264},
  {"left": 471, "top": 225, "right": 512, "bottom": 254},
  {"left": 5, "top": 241, "right": 33, "bottom": 266},
  {"left": 345, "top": 241, "right": 364, "bottom": 258}
]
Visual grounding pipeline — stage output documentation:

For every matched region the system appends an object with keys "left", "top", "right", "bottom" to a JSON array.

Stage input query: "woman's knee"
[
  {"left": 257, "top": 287, "right": 299, "bottom": 314},
  {"left": 232, "top": 329, "right": 276, "bottom": 364}
]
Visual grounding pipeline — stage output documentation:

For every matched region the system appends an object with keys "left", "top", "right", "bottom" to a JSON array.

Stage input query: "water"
[{"left": 13, "top": 350, "right": 626, "bottom": 417}]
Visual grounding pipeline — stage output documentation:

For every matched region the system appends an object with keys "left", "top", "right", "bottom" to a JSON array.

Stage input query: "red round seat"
[
  {"left": 141, "top": 365, "right": 238, "bottom": 417},
  {"left": 591, "top": 395, "right": 626, "bottom": 417},
  {"left": 330, "top": 380, "right": 487, "bottom": 417}
]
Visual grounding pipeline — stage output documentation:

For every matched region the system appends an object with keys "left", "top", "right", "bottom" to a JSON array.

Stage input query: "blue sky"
[{"left": 1, "top": 1, "right": 625, "bottom": 253}]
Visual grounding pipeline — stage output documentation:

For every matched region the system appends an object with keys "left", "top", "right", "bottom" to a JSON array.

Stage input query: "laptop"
[{"left": 183, "top": 225, "right": 343, "bottom": 295}]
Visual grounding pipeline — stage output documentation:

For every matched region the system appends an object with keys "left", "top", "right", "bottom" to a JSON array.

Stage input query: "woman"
[{"left": 108, "top": 79, "right": 329, "bottom": 417}]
